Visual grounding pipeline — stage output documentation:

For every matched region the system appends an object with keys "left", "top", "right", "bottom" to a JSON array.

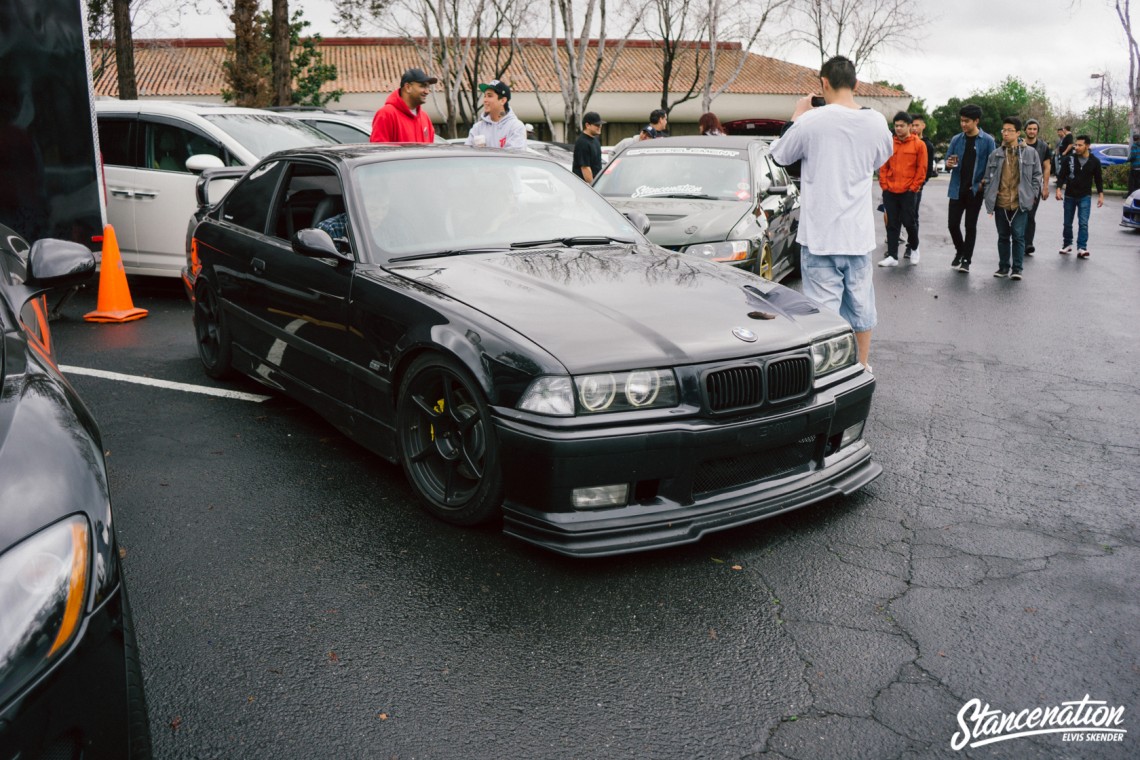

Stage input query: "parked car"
[
  {"left": 0, "top": 224, "right": 151, "bottom": 758},
  {"left": 444, "top": 137, "right": 575, "bottom": 170},
  {"left": 593, "top": 136, "right": 801, "bottom": 281},
  {"left": 1122, "top": 189, "right": 1140, "bottom": 230},
  {"left": 268, "top": 106, "right": 450, "bottom": 145},
  {"left": 184, "top": 145, "right": 880, "bottom": 557},
  {"left": 95, "top": 100, "right": 338, "bottom": 277},
  {"left": 722, "top": 118, "right": 787, "bottom": 137},
  {"left": 1090, "top": 143, "right": 1129, "bottom": 166}
]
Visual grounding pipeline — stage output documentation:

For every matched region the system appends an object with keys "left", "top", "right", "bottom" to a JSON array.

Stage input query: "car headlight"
[
  {"left": 812, "top": 332, "right": 857, "bottom": 375},
  {"left": 683, "top": 240, "right": 751, "bottom": 262},
  {"left": 518, "top": 370, "right": 679, "bottom": 416},
  {"left": 0, "top": 516, "right": 90, "bottom": 708}
]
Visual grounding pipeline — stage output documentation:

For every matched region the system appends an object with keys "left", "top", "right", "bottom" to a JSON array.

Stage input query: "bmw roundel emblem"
[{"left": 732, "top": 327, "right": 757, "bottom": 342}]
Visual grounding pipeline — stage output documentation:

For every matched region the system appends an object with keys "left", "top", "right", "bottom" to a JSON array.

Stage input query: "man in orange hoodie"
[
  {"left": 877, "top": 111, "right": 927, "bottom": 267},
  {"left": 370, "top": 68, "right": 438, "bottom": 143}
]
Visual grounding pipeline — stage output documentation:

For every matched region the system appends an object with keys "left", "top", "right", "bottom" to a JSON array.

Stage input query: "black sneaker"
[
  {"left": 957, "top": 262, "right": 970, "bottom": 273},
  {"left": 1010, "top": 270, "right": 1023, "bottom": 280},
  {"left": 951, "top": 255, "right": 962, "bottom": 268},
  {"left": 1025, "top": 246, "right": 1035, "bottom": 256},
  {"left": 993, "top": 268, "right": 1008, "bottom": 278}
]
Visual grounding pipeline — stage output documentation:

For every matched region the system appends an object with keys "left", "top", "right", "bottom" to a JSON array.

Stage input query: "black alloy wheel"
[
  {"left": 396, "top": 355, "right": 503, "bottom": 525},
  {"left": 193, "top": 281, "right": 233, "bottom": 379}
]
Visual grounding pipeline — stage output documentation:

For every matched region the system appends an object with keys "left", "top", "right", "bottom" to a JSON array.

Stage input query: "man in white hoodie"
[{"left": 465, "top": 80, "right": 527, "bottom": 150}]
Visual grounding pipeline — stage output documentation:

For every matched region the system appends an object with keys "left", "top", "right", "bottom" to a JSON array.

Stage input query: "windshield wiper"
[
  {"left": 648, "top": 193, "right": 720, "bottom": 200},
  {"left": 388, "top": 247, "right": 509, "bottom": 263},
  {"left": 510, "top": 235, "right": 636, "bottom": 249}
]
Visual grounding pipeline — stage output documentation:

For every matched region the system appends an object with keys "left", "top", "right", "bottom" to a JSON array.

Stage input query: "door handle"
[
  {"left": 251, "top": 257, "right": 266, "bottom": 275},
  {"left": 108, "top": 188, "right": 156, "bottom": 199}
]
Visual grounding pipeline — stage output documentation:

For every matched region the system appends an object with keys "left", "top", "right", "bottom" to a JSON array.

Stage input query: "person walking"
[
  {"left": 982, "top": 117, "right": 1042, "bottom": 280},
  {"left": 770, "top": 56, "right": 892, "bottom": 372},
  {"left": 464, "top": 80, "right": 526, "bottom": 150},
  {"left": 944, "top": 104, "right": 996, "bottom": 273},
  {"left": 878, "top": 111, "right": 927, "bottom": 267},
  {"left": 909, "top": 114, "right": 936, "bottom": 258},
  {"left": 572, "top": 112, "right": 605, "bottom": 182},
  {"left": 1055, "top": 126, "right": 1074, "bottom": 184},
  {"left": 1128, "top": 133, "right": 1140, "bottom": 195},
  {"left": 370, "top": 68, "right": 438, "bottom": 143},
  {"left": 1055, "top": 134, "right": 1104, "bottom": 259},
  {"left": 1021, "top": 118, "right": 1052, "bottom": 255}
]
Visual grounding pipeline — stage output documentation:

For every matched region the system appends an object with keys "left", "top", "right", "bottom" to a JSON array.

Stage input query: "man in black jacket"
[
  {"left": 1055, "top": 134, "right": 1104, "bottom": 259},
  {"left": 908, "top": 114, "right": 936, "bottom": 259}
]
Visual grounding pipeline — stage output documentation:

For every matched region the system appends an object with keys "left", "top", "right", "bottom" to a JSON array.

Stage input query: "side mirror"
[
  {"left": 27, "top": 238, "right": 97, "bottom": 288},
  {"left": 186, "top": 154, "right": 225, "bottom": 173},
  {"left": 292, "top": 228, "right": 353, "bottom": 263},
  {"left": 623, "top": 210, "right": 651, "bottom": 235},
  {"left": 766, "top": 185, "right": 789, "bottom": 196}
]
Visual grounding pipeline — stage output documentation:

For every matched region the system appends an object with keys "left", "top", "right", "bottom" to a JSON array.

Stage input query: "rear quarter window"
[{"left": 221, "top": 161, "right": 285, "bottom": 233}]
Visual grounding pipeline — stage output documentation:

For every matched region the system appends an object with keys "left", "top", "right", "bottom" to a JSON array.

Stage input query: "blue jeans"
[
  {"left": 994, "top": 207, "right": 1027, "bottom": 271},
  {"left": 1062, "top": 195, "right": 1091, "bottom": 249},
  {"left": 800, "top": 246, "right": 877, "bottom": 332}
]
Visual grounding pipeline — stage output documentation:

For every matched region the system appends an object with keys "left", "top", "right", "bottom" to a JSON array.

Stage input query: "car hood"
[
  {"left": 386, "top": 246, "right": 842, "bottom": 374},
  {"left": 603, "top": 197, "right": 751, "bottom": 248}
]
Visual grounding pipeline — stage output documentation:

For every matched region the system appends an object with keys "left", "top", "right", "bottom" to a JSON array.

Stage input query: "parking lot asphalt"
[{"left": 48, "top": 187, "right": 1138, "bottom": 759}]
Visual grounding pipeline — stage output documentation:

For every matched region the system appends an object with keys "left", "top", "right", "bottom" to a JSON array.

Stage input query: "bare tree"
[
  {"left": 700, "top": 0, "right": 790, "bottom": 112},
  {"left": 272, "top": 0, "right": 291, "bottom": 105},
  {"left": 788, "top": 0, "right": 920, "bottom": 71},
  {"left": 1118, "top": 0, "right": 1139, "bottom": 134},
  {"left": 642, "top": 0, "right": 706, "bottom": 114}
]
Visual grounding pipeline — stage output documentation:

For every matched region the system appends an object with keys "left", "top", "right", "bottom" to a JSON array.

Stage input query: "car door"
[
  {"left": 131, "top": 118, "right": 231, "bottom": 276},
  {"left": 241, "top": 159, "right": 356, "bottom": 424},
  {"left": 96, "top": 112, "right": 142, "bottom": 267},
  {"left": 755, "top": 152, "right": 798, "bottom": 271}
]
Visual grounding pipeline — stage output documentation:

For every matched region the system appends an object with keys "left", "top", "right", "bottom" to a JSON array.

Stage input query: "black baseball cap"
[
  {"left": 583, "top": 111, "right": 605, "bottom": 126},
  {"left": 400, "top": 68, "right": 439, "bottom": 86},
  {"left": 478, "top": 80, "right": 511, "bottom": 100},
  {"left": 640, "top": 125, "right": 657, "bottom": 137}
]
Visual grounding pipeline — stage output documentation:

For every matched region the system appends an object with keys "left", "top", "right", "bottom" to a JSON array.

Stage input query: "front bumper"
[
  {"left": 495, "top": 372, "right": 880, "bottom": 556},
  {"left": 1121, "top": 196, "right": 1140, "bottom": 229}
]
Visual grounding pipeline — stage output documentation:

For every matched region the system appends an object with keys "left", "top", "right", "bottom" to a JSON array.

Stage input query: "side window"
[
  {"left": 97, "top": 117, "right": 140, "bottom": 167},
  {"left": 271, "top": 163, "right": 350, "bottom": 254},
  {"left": 221, "top": 160, "right": 285, "bottom": 233},
  {"left": 145, "top": 121, "right": 222, "bottom": 173},
  {"left": 309, "top": 121, "right": 368, "bottom": 144},
  {"left": 767, "top": 159, "right": 790, "bottom": 188}
]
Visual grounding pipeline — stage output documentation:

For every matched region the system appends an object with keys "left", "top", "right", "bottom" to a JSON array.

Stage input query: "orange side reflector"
[{"left": 47, "top": 521, "right": 89, "bottom": 657}]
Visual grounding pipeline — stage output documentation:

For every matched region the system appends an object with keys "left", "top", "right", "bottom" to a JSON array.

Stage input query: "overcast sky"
[{"left": 146, "top": 0, "right": 1131, "bottom": 114}]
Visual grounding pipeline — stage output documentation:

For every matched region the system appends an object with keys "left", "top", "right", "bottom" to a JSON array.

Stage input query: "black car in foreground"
[
  {"left": 594, "top": 136, "right": 801, "bottom": 281},
  {"left": 186, "top": 145, "right": 879, "bottom": 557},
  {"left": 0, "top": 225, "right": 151, "bottom": 757}
]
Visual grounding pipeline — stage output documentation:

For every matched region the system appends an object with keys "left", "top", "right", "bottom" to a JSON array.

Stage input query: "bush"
[{"left": 1103, "top": 163, "right": 1129, "bottom": 191}]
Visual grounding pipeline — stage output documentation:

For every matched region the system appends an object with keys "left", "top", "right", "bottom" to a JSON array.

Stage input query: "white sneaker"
[
  {"left": 878, "top": 256, "right": 899, "bottom": 267},
  {"left": 1059, "top": 245, "right": 1073, "bottom": 254},
  {"left": 909, "top": 247, "right": 920, "bottom": 264}
]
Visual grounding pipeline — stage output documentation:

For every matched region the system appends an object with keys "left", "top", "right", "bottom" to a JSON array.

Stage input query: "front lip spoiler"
[{"left": 501, "top": 445, "right": 882, "bottom": 558}]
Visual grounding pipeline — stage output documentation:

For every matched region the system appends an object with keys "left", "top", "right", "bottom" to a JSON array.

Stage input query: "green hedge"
[{"left": 1103, "top": 163, "right": 1130, "bottom": 191}]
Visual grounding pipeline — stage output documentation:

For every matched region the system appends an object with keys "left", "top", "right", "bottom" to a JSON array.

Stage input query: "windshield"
[
  {"left": 202, "top": 114, "right": 337, "bottom": 159},
  {"left": 593, "top": 146, "right": 753, "bottom": 202},
  {"left": 352, "top": 155, "right": 641, "bottom": 260}
]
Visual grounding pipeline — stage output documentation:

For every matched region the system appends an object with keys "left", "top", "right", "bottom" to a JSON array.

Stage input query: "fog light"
[
  {"left": 840, "top": 421, "right": 865, "bottom": 449},
  {"left": 572, "top": 484, "right": 629, "bottom": 509}
]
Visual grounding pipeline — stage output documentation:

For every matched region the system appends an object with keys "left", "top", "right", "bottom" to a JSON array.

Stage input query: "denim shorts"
[{"left": 799, "top": 246, "right": 877, "bottom": 332}]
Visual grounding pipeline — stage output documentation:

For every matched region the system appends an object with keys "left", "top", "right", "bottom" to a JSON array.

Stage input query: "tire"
[
  {"left": 193, "top": 280, "right": 233, "bottom": 379},
  {"left": 121, "top": 588, "right": 154, "bottom": 760},
  {"left": 396, "top": 354, "right": 503, "bottom": 525}
]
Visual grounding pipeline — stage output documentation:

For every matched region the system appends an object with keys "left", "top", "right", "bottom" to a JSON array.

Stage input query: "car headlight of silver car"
[
  {"left": 682, "top": 240, "right": 751, "bottom": 263},
  {"left": 811, "top": 332, "right": 857, "bottom": 375},
  {"left": 519, "top": 370, "right": 679, "bottom": 416},
  {"left": 0, "top": 515, "right": 90, "bottom": 708}
]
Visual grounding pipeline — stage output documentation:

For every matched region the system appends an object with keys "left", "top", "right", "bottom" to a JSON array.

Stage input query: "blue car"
[{"left": 1090, "top": 143, "right": 1129, "bottom": 166}]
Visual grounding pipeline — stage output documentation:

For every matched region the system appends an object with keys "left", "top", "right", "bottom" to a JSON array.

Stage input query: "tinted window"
[
  {"left": 97, "top": 118, "right": 139, "bottom": 167},
  {"left": 271, "top": 163, "right": 348, "bottom": 252},
  {"left": 307, "top": 120, "right": 370, "bottom": 144},
  {"left": 594, "top": 146, "right": 753, "bottom": 201},
  {"left": 221, "top": 160, "right": 285, "bottom": 233},
  {"left": 202, "top": 114, "right": 336, "bottom": 159},
  {"left": 145, "top": 121, "right": 225, "bottom": 172}
]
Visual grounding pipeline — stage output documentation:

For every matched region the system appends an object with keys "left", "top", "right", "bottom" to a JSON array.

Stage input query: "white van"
[{"left": 95, "top": 101, "right": 336, "bottom": 276}]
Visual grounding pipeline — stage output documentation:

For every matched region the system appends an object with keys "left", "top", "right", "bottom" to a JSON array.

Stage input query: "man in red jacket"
[
  {"left": 370, "top": 68, "right": 439, "bottom": 143},
  {"left": 877, "top": 111, "right": 927, "bottom": 267}
]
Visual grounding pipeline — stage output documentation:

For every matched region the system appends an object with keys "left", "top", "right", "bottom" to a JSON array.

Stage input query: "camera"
[{"left": 810, "top": 96, "right": 826, "bottom": 108}]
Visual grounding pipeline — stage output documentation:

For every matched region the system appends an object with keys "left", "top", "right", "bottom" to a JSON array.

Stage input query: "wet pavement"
[{"left": 49, "top": 185, "right": 1138, "bottom": 758}]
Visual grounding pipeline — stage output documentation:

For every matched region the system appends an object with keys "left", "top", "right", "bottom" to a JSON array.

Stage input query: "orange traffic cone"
[{"left": 84, "top": 224, "right": 147, "bottom": 323}]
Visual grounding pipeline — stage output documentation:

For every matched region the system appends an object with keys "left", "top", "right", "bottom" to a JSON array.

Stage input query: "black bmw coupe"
[
  {"left": 0, "top": 225, "right": 151, "bottom": 757},
  {"left": 185, "top": 145, "right": 880, "bottom": 557}
]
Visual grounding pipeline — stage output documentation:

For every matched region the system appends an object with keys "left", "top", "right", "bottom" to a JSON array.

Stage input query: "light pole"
[{"left": 1090, "top": 72, "right": 1106, "bottom": 142}]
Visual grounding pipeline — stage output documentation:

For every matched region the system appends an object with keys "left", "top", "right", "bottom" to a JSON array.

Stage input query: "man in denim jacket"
[
  {"left": 982, "top": 117, "right": 1042, "bottom": 280},
  {"left": 943, "top": 104, "right": 996, "bottom": 273}
]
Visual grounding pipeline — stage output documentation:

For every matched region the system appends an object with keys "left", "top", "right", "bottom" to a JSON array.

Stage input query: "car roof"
[
  {"left": 260, "top": 142, "right": 567, "bottom": 166},
  {"left": 624, "top": 135, "right": 770, "bottom": 150},
  {"left": 94, "top": 100, "right": 286, "bottom": 117}
]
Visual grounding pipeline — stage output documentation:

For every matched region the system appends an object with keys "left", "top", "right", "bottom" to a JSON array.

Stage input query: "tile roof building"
[{"left": 92, "top": 38, "right": 912, "bottom": 140}]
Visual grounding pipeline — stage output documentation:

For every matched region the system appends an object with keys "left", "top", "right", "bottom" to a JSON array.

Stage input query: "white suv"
[{"left": 95, "top": 100, "right": 336, "bottom": 276}]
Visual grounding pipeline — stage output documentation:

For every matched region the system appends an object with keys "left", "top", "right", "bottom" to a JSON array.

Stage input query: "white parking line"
[{"left": 59, "top": 366, "right": 270, "bottom": 403}]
